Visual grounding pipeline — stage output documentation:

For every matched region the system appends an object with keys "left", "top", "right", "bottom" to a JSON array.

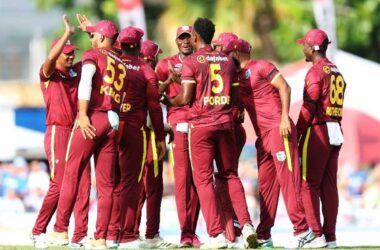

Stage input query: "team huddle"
[{"left": 30, "top": 14, "right": 346, "bottom": 250}]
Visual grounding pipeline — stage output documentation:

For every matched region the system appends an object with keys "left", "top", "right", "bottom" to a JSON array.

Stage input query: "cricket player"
[
  {"left": 296, "top": 28, "right": 346, "bottom": 249},
  {"left": 227, "top": 38, "right": 321, "bottom": 248},
  {"left": 53, "top": 17, "right": 125, "bottom": 249},
  {"left": 161, "top": 17, "right": 257, "bottom": 249},
  {"left": 113, "top": 27, "right": 166, "bottom": 250},
  {"left": 131, "top": 40, "right": 176, "bottom": 248},
  {"left": 155, "top": 25, "right": 201, "bottom": 248},
  {"left": 31, "top": 15, "right": 90, "bottom": 249},
  {"left": 213, "top": 31, "right": 246, "bottom": 244}
]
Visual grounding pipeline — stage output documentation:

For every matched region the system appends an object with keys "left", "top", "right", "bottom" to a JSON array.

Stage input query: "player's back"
[
  {"left": 181, "top": 46, "right": 236, "bottom": 127},
  {"left": 82, "top": 48, "right": 127, "bottom": 112},
  {"left": 239, "top": 59, "right": 282, "bottom": 136},
  {"left": 305, "top": 57, "right": 346, "bottom": 124},
  {"left": 119, "top": 54, "right": 155, "bottom": 128}
]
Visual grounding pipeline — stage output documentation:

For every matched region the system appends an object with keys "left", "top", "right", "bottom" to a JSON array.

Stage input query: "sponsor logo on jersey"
[
  {"left": 123, "top": 63, "right": 140, "bottom": 71},
  {"left": 174, "top": 63, "right": 182, "bottom": 70},
  {"left": 205, "top": 55, "right": 228, "bottom": 62},
  {"left": 197, "top": 55, "right": 205, "bottom": 63},
  {"left": 245, "top": 69, "right": 251, "bottom": 79},
  {"left": 323, "top": 66, "right": 331, "bottom": 74},
  {"left": 276, "top": 151, "right": 286, "bottom": 161},
  {"left": 330, "top": 66, "right": 340, "bottom": 73}
]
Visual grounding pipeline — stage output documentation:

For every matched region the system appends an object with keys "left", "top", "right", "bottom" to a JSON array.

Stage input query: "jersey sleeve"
[
  {"left": 257, "top": 60, "right": 280, "bottom": 84},
  {"left": 181, "top": 57, "right": 196, "bottom": 84},
  {"left": 144, "top": 65, "right": 165, "bottom": 141},
  {"left": 296, "top": 69, "right": 322, "bottom": 137},
  {"left": 155, "top": 59, "right": 169, "bottom": 84},
  {"left": 82, "top": 49, "right": 97, "bottom": 66}
]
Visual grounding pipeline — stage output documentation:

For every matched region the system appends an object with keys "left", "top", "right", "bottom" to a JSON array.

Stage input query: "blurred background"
[{"left": 0, "top": 0, "right": 379, "bottom": 247}]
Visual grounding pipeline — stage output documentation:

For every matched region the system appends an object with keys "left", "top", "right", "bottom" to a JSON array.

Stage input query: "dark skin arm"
[
  {"left": 272, "top": 74, "right": 292, "bottom": 137},
  {"left": 162, "top": 82, "right": 195, "bottom": 107}
]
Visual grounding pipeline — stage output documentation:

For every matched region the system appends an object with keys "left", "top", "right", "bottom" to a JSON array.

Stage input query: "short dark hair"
[
  {"left": 193, "top": 17, "right": 215, "bottom": 44},
  {"left": 318, "top": 38, "right": 329, "bottom": 54}
]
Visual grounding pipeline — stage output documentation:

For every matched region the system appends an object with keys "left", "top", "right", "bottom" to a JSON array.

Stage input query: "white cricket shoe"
[
  {"left": 31, "top": 233, "right": 48, "bottom": 249},
  {"left": 144, "top": 234, "right": 177, "bottom": 249},
  {"left": 70, "top": 236, "right": 88, "bottom": 249},
  {"left": 326, "top": 241, "right": 337, "bottom": 248},
  {"left": 303, "top": 235, "right": 327, "bottom": 248},
  {"left": 257, "top": 238, "right": 273, "bottom": 248},
  {"left": 284, "top": 229, "right": 315, "bottom": 249},
  {"left": 85, "top": 238, "right": 107, "bottom": 249},
  {"left": 200, "top": 233, "right": 228, "bottom": 249},
  {"left": 50, "top": 231, "right": 69, "bottom": 246},
  {"left": 241, "top": 224, "right": 257, "bottom": 248},
  {"left": 118, "top": 238, "right": 145, "bottom": 249},
  {"left": 106, "top": 239, "right": 119, "bottom": 249}
]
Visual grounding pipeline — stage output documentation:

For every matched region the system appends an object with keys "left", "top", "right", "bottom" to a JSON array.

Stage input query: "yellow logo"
[
  {"left": 323, "top": 66, "right": 331, "bottom": 74},
  {"left": 197, "top": 55, "right": 205, "bottom": 64}
]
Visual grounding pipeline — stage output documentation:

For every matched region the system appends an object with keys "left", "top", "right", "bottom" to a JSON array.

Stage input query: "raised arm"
[{"left": 42, "top": 15, "right": 74, "bottom": 77}]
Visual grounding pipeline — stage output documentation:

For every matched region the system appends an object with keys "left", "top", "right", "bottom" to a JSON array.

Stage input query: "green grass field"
[{"left": 1, "top": 247, "right": 380, "bottom": 250}]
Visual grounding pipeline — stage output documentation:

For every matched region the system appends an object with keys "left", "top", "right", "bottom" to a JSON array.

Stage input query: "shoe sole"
[{"left": 245, "top": 233, "right": 258, "bottom": 248}]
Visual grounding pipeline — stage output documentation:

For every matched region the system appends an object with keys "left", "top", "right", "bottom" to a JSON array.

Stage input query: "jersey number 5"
[
  {"left": 104, "top": 56, "right": 127, "bottom": 91},
  {"left": 210, "top": 64, "right": 224, "bottom": 94},
  {"left": 329, "top": 74, "right": 345, "bottom": 106}
]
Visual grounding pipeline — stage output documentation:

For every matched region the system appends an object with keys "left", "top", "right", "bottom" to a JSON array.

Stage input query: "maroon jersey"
[
  {"left": 296, "top": 57, "right": 346, "bottom": 135},
  {"left": 239, "top": 59, "right": 282, "bottom": 136},
  {"left": 155, "top": 54, "right": 190, "bottom": 125},
  {"left": 181, "top": 46, "right": 236, "bottom": 127},
  {"left": 39, "top": 62, "right": 82, "bottom": 126},
  {"left": 119, "top": 54, "right": 165, "bottom": 141},
  {"left": 82, "top": 48, "right": 127, "bottom": 112}
]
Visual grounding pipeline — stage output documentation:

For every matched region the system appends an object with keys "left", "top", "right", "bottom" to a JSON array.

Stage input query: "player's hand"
[
  {"left": 166, "top": 128, "right": 174, "bottom": 144},
  {"left": 168, "top": 61, "right": 181, "bottom": 83},
  {"left": 156, "top": 140, "right": 166, "bottom": 161},
  {"left": 63, "top": 14, "right": 74, "bottom": 36},
  {"left": 279, "top": 115, "right": 291, "bottom": 137},
  {"left": 76, "top": 13, "right": 92, "bottom": 32},
  {"left": 160, "top": 94, "right": 171, "bottom": 106},
  {"left": 77, "top": 115, "right": 96, "bottom": 139}
]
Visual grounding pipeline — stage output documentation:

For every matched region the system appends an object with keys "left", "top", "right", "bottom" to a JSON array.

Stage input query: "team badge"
[
  {"left": 276, "top": 151, "right": 286, "bottom": 161},
  {"left": 245, "top": 69, "right": 251, "bottom": 79},
  {"left": 69, "top": 68, "right": 77, "bottom": 77},
  {"left": 323, "top": 66, "right": 331, "bottom": 74},
  {"left": 197, "top": 55, "right": 205, "bottom": 64}
]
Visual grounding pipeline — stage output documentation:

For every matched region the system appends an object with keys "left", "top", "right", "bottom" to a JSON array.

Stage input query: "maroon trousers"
[
  {"left": 171, "top": 127, "right": 200, "bottom": 242},
  {"left": 54, "top": 111, "right": 117, "bottom": 240},
  {"left": 33, "top": 125, "right": 90, "bottom": 242},
  {"left": 215, "top": 122, "right": 246, "bottom": 242},
  {"left": 117, "top": 124, "right": 146, "bottom": 243},
  {"left": 189, "top": 122, "right": 251, "bottom": 237},
  {"left": 134, "top": 130, "right": 164, "bottom": 239},
  {"left": 299, "top": 124, "right": 341, "bottom": 242},
  {"left": 256, "top": 125, "right": 308, "bottom": 240}
]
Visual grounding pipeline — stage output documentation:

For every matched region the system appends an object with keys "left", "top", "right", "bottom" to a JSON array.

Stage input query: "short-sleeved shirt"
[
  {"left": 119, "top": 54, "right": 164, "bottom": 141},
  {"left": 181, "top": 46, "right": 236, "bottom": 127},
  {"left": 155, "top": 54, "right": 189, "bottom": 125},
  {"left": 296, "top": 57, "right": 346, "bottom": 135},
  {"left": 82, "top": 48, "right": 127, "bottom": 112},
  {"left": 239, "top": 59, "right": 282, "bottom": 136},
  {"left": 39, "top": 62, "right": 82, "bottom": 126}
]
